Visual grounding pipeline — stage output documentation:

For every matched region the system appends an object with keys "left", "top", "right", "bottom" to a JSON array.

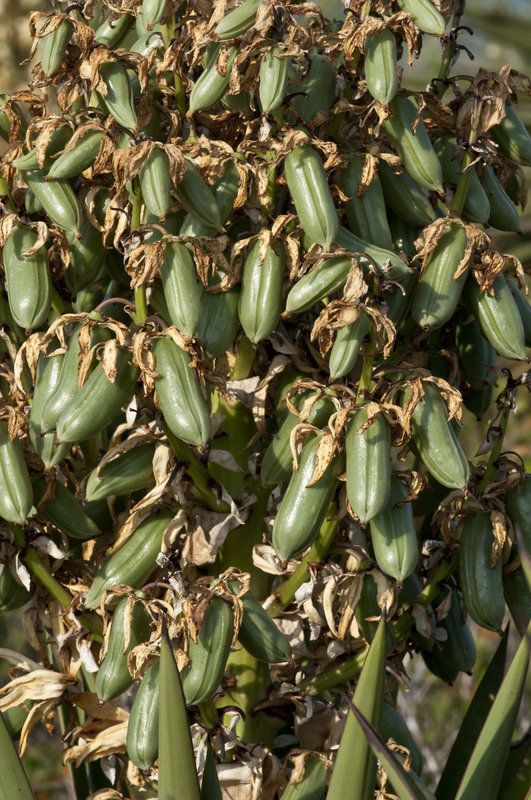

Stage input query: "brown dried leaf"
[{"left": 64, "top": 720, "right": 128, "bottom": 766}]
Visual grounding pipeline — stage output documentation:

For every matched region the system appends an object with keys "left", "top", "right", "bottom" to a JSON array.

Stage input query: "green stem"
[
  {"left": 357, "top": 325, "right": 376, "bottom": 400},
  {"left": 133, "top": 284, "right": 148, "bottom": 325},
  {"left": 231, "top": 336, "right": 255, "bottom": 380},
  {"left": 162, "top": 423, "right": 230, "bottom": 512},
  {"left": 451, "top": 150, "right": 473, "bottom": 217},
  {"left": 303, "top": 648, "right": 368, "bottom": 695},
  {"left": 269, "top": 506, "right": 339, "bottom": 617},
  {"left": 477, "top": 405, "right": 511, "bottom": 493},
  {"left": 436, "top": 0, "right": 467, "bottom": 97},
  {"left": 11, "top": 525, "right": 103, "bottom": 641}
]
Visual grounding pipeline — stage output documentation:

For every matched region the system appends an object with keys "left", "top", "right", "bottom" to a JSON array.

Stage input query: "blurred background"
[{"left": 0, "top": 1, "right": 529, "bottom": 796}]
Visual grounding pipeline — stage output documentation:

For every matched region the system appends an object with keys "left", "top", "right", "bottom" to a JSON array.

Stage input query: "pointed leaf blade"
[{"left": 0, "top": 712, "right": 35, "bottom": 800}]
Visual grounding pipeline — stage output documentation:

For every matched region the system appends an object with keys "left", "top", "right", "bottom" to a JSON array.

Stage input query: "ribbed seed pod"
[
  {"left": 126, "top": 661, "right": 160, "bottom": 770},
  {"left": 328, "top": 312, "right": 370, "bottom": 380},
  {"left": 364, "top": 28, "right": 398, "bottom": 105},
  {"left": 463, "top": 274, "right": 527, "bottom": 361},
  {"left": 139, "top": 147, "right": 171, "bottom": 219},
  {"left": 396, "top": 0, "right": 446, "bottom": 35},
  {"left": 153, "top": 336, "right": 211, "bottom": 446},
  {"left": 369, "top": 475, "right": 418, "bottom": 581},
  {"left": 96, "top": 597, "right": 152, "bottom": 701},
  {"left": 455, "top": 318, "right": 498, "bottom": 390},
  {"left": 12, "top": 125, "right": 72, "bottom": 172},
  {"left": 490, "top": 105, "right": 531, "bottom": 167},
  {"left": 196, "top": 285, "right": 240, "bottom": 358},
  {"left": 181, "top": 596, "right": 234, "bottom": 705},
  {"left": 434, "top": 134, "right": 490, "bottom": 224},
  {"left": 411, "top": 224, "right": 468, "bottom": 329},
  {"left": 98, "top": 61, "right": 138, "bottom": 131},
  {"left": 228, "top": 580, "right": 292, "bottom": 663},
  {"left": 46, "top": 129, "right": 104, "bottom": 181},
  {"left": 25, "top": 170, "right": 81, "bottom": 235},
  {"left": 483, "top": 166, "right": 521, "bottom": 233},
  {"left": 420, "top": 589, "right": 477, "bottom": 683},
  {"left": 408, "top": 382, "right": 470, "bottom": 490},
  {"left": 176, "top": 159, "right": 222, "bottom": 231},
  {"left": 284, "top": 145, "right": 339, "bottom": 249},
  {"left": 272, "top": 433, "right": 338, "bottom": 561},
  {"left": 238, "top": 236, "right": 285, "bottom": 343},
  {"left": 3, "top": 224, "right": 52, "bottom": 330},
  {"left": 259, "top": 46, "right": 288, "bottom": 113},
  {"left": 215, "top": 0, "right": 259, "bottom": 39},
  {"left": 159, "top": 241, "right": 202, "bottom": 335},
  {"left": 382, "top": 95, "right": 443, "bottom": 193},
  {"left": 507, "top": 281, "right": 531, "bottom": 347},
  {"left": 459, "top": 512, "right": 505, "bottom": 634},
  {"left": 141, "top": 0, "right": 168, "bottom": 29},
  {"left": 56, "top": 347, "right": 139, "bottom": 443},
  {"left": 346, "top": 408, "right": 392, "bottom": 524},
  {"left": 188, "top": 46, "right": 238, "bottom": 115},
  {"left": 0, "top": 421, "right": 33, "bottom": 525},
  {"left": 291, "top": 54, "right": 336, "bottom": 123},
  {"left": 33, "top": 476, "right": 101, "bottom": 540},
  {"left": 85, "top": 443, "right": 156, "bottom": 502},
  {"left": 285, "top": 256, "right": 351, "bottom": 315},
  {"left": 378, "top": 160, "right": 438, "bottom": 229},
  {"left": 40, "top": 18, "right": 73, "bottom": 76},
  {"left": 85, "top": 508, "right": 175, "bottom": 608},
  {"left": 342, "top": 157, "right": 393, "bottom": 249},
  {"left": 29, "top": 352, "right": 70, "bottom": 468}
]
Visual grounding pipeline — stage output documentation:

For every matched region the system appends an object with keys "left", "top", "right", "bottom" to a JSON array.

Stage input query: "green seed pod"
[
  {"left": 41, "top": 324, "right": 86, "bottom": 432},
  {"left": 29, "top": 351, "right": 70, "bottom": 468},
  {"left": 25, "top": 170, "right": 81, "bottom": 235},
  {"left": 215, "top": 0, "right": 259, "bottom": 39},
  {"left": 378, "top": 160, "right": 438, "bottom": 227},
  {"left": 506, "top": 476, "right": 531, "bottom": 551},
  {"left": 411, "top": 224, "right": 468, "bottom": 329},
  {"left": 334, "top": 226, "right": 411, "bottom": 281},
  {"left": 181, "top": 596, "right": 234, "bottom": 705},
  {"left": 11, "top": 125, "right": 72, "bottom": 172},
  {"left": 159, "top": 241, "right": 202, "bottom": 336},
  {"left": 259, "top": 46, "right": 288, "bottom": 113},
  {"left": 328, "top": 312, "right": 370, "bottom": 380},
  {"left": 40, "top": 18, "right": 73, "bottom": 76},
  {"left": 420, "top": 589, "right": 476, "bottom": 683},
  {"left": 261, "top": 393, "right": 335, "bottom": 486},
  {"left": 56, "top": 346, "right": 139, "bottom": 443},
  {"left": 382, "top": 95, "right": 443, "bottom": 193},
  {"left": 346, "top": 408, "right": 392, "bottom": 524},
  {"left": 141, "top": 0, "right": 168, "bottom": 29},
  {"left": 369, "top": 475, "right": 418, "bottom": 581},
  {"left": 3, "top": 224, "right": 52, "bottom": 330},
  {"left": 463, "top": 273, "right": 527, "bottom": 362},
  {"left": 139, "top": 147, "right": 171, "bottom": 219},
  {"left": 33, "top": 476, "right": 101, "bottom": 540},
  {"left": 228, "top": 580, "right": 292, "bottom": 663},
  {"left": 379, "top": 702, "right": 423, "bottom": 777},
  {"left": 238, "top": 236, "right": 285, "bottom": 343},
  {"left": 188, "top": 45, "right": 238, "bottom": 115},
  {"left": 407, "top": 381, "right": 470, "bottom": 490},
  {"left": 433, "top": 134, "right": 490, "bottom": 224},
  {"left": 342, "top": 157, "right": 393, "bottom": 249},
  {"left": 153, "top": 336, "right": 211, "bottom": 447},
  {"left": 490, "top": 105, "right": 531, "bottom": 167},
  {"left": 507, "top": 281, "right": 531, "bottom": 347},
  {"left": 176, "top": 159, "right": 222, "bottom": 231},
  {"left": 85, "top": 507, "right": 175, "bottom": 608},
  {"left": 0, "top": 566, "right": 34, "bottom": 612},
  {"left": 126, "top": 660, "right": 160, "bottom": 770},
  {"left": 96, "top": 597, "right": 152, "bottom": 701},
  {"left": 280, "top": 755, "right": 328, "bottom": 800},
  {"left": 284, "top": 145, "right": 339, "bottom": 249},
  {"left": 483, "top": 166, "right": 521, "bottom": 233},
  {"left": 85, "top": 442, "right": 156, "bottom": 502},
  {"left": 285, "top": 255, "right": 351, "bottom": 315},
  {"left": 455, "top": 318, "right": 498, "bottom": 390},
  {"left": 98, "top": 61, "right": 138, "bottom": 131},
  {"left": 0, "top": 421, "right": 33, "bottom": 525},
  {"left": 213, "top": 160, "right": 241, "bottom": 225},
  {"left": 46, "top": 129, "right": 104, "bottom": 181},
  {"left": 396, "top": 0, "right": 446, "bottom": 35},
  {"left": 463, "top": 385, "right": 493, "bottom": 420},
  {"left": 196, "top": 285, "right": 240, "bottom": 358},
  {"left": 95, "top": 11, "right": 135, "bottom": 47},
  {"left": 272, "top": 433, "right": 338, "bottom": 562},
  {"left": 364, "top": 29, "right": 398, "bottom": 105},
  {"left": 292, "top": 54, "right": 336, "bottom": 123},
  {"left": 459, "top": 511, "right": 505, "bottom": 634}
]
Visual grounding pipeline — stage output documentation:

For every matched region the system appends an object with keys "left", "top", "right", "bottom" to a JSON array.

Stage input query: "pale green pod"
[
  {"left": 259, "top": 46, "right": 288, "bottom": 113},
  {"left": 40, "top": 18, "right": 73, "bottom": 76},
  {"left": 139, "top": 147, "right": 171, "bottom": 219},
  {"left": 160, "top": 241, "right": 202, "bottom": 336},
  {"left": 342, "top": 157, "right": 393, "bottom": 249},
  {"left": 483, "top": 166, "right": 521, "bottom": 233},
  {"left": 328, "top": 312, "right": 370, "bottom": 380},
  {"left": 369, "top": 475, "right": 418, "bottom": 581},
  {"left": 396, "top": 0, "right": 446, "bottom": 35},
  {"left": 378, "top": 160, "right": 438, "bottom": 227},
  {"left": 46, "top": 129, "right": 104, "bottom": 180},
  {"left": 0, "top": 421, "right": 33, "bottom": 525},
  {"left": 126, "top": 661, "right": 160, "bottom": 770},
  {"left": 25, "top": 170, "right": 81, "bottom": 235},
  {"left": 284, "top": 145, "right": 339, "bottom": 249},
  {"left": 346, "top": 408, "right": 392, "bottom": 524},
  {"left": 188, "top": 46, "right": 238, "bottom": 115},
  {"left": 464, "top": 273, "right": 527, "bottom": 362},
  {"left": 176, "top": 159, "right": 222, "bottom": 230},
  {"left": 98, "top": 61, "right": 138, "bottom": 131},
  {"left": 3, "top": 224, "right": 52, "bottom": 330},
  {"left": 364, "top": 29, "right": 398, "bottom": 104},
  {"left": 490, "top": 104, "right": 531, "bottom": 167},
  {"left": 291, "top": 54, "right": 336, "bottom": 123},
  {"left": 181, "top": 596, "right": 234, "bottom": 705},
  {"left": 238, "top": 236, "right": 285, "bottom": 343},
  {"left": 215, "top": 0, "right": 259, "bottom": 39}
]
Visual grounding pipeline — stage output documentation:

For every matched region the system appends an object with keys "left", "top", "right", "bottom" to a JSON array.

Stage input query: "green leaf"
[
  {"left": 496, "top": 731, "right": 531, "bottom": 800},
  {"left": 0, "top": 711, "right": 35, "bottom": 800},
  {"left": 158, "top": 617, "right": 201, "bottom": 800},
  {"left": 327, "top": 615, "right": 387, "bottom": 800},
  {"left": 455, "top": 623, "right": 530, "bottom": 800},
  {"left": 436, "top": 628, "right": 509, "bottom": 799},
  {"left": 200, "top": 741, "right": 222, "bottom": 800},
  {"left": 349, "top": 703, "right": 437, "bottom": 800},
  {"left": 280, "top": 754, "right": 328, "bottom": 800}
]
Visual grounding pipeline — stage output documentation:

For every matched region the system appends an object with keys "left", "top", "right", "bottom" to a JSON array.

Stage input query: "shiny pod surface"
[
  {"left": 364, "top": 28, "right": 398, "bottom": 105},
  {"left": 463, "top": 274, "right": 527, "bottom": 362},
  {"left": 85, "top": 442, "right": 156, "bottom": 502},
  {"left": 3, "top": 223, "right": 52, "bottom": 330},
  {"left": 346, "top": 408, "right": 392, "bottom": 524},
  {"left": 459, "top": 511, "right": 505, "bottom": 633},
  {"left": 126, "top": 660, "right": 160, "bottom": 770},
  {"left": 25, "top": 170, "right": 81, "bottom": 235},
  {"left": 284, "top": 145, "right": 338, "bottom": 249},
  {"left": 96, "top": 597, "right": 152, "bottom": 701},
  {"left": 0, "top": 421, "right": 33, "bottom": 525},
  {"left": 181, "top": 596, "right": 234, "bottom": 705},
  {"left": 238, "top": 236, "right": 285, "bottom": 343},
  {"left": 369, "top": 475, "right": 418, "bottom": 581}
]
